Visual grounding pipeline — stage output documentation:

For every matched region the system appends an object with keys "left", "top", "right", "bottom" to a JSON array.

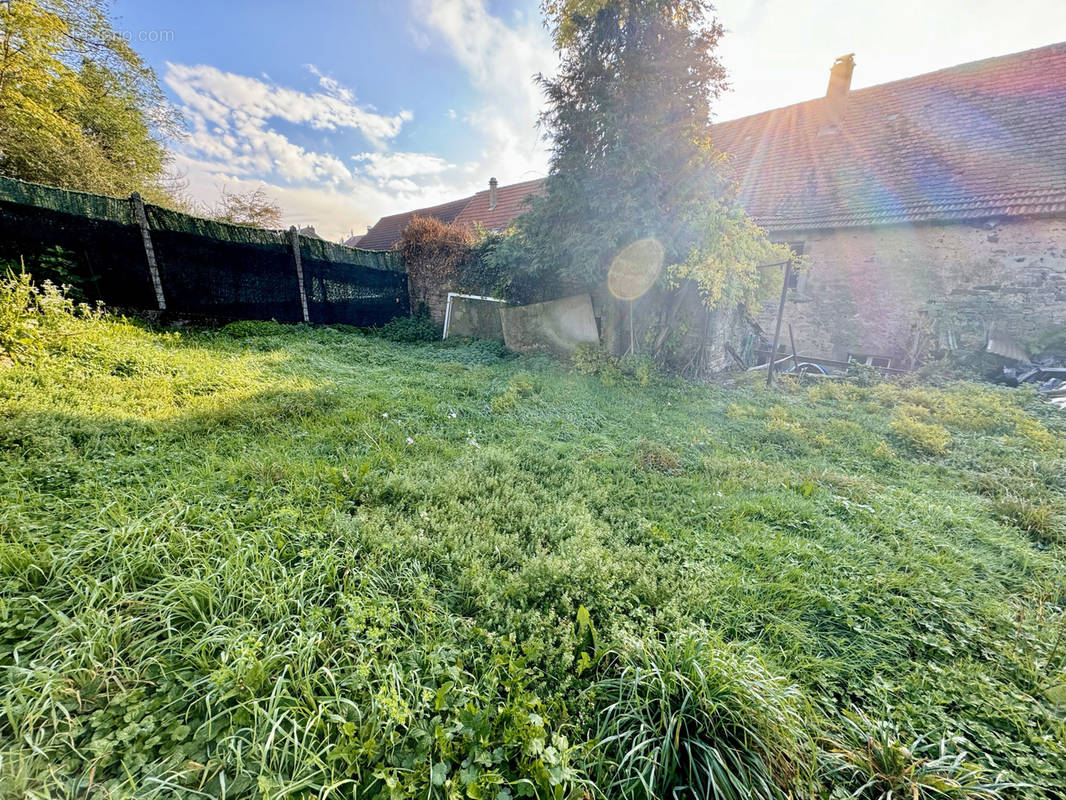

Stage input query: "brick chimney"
[
  {"left": 826, "top": 54, "right": 855, "bottom": 99},
  {"left": 488, "top": 177, "right": 498, "bottom": 210}
]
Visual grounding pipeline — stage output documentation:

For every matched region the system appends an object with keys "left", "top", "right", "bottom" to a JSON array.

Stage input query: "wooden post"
[
  {"left": 130, "top": 192, "right": 166, "bottom": 310},
  {"left": 288, "top": 226, "right": 310, "bottom": 323},
  {"left": 766, "top": 262, "right": 791, "bottom": 387}
]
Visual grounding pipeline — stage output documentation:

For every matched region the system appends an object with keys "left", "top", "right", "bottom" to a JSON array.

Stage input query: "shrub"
[
  {"left": 220, "top": 319, "right": 291, "bottom": 338},
  {"left": 398, "top": 216, "right": 474, "bottom": 308},
  {"left": 370, "top": 314, "right": 440, "bottom": 343},
  {"left": 620, "top": 354, "right": 658, "bottom": 387},
  {"left": 820, "top": 709, "right": 1007, "bottom": 800},
  {"left": 846, "top": 359, "right": 882, "bottom": 387},
  {"left": 572, "top": 344, "right": 660, "bottom": 387},
  {"left": 589, "top": 633, "right": 811, "bottom": 800},
  {"left": 891, "top": 413, "right": 952, "bottom": 456},
  {"left": 0, "top": 271, "right": 95, "bottom": 363}
]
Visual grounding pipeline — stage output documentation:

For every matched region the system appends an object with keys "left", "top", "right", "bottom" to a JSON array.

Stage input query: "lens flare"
[{"left": 607, "top": 237, "right": 664, "bottom": 300}]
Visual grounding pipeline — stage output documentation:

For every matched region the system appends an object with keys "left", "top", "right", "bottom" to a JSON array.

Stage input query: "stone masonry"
[{"left": 760, "top": 215, "right": 1066, "bottom": 362}]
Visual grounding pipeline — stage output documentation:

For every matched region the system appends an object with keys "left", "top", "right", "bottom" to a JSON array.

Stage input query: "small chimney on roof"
[
  {"left": 826, "top": 53, "right": 855, "bottom": 99},
  {"left": 488, "top": 177, "right": 499, "bottom": 210}
]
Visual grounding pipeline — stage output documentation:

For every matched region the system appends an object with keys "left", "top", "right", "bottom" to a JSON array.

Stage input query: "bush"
[
  {"left": 0, "top": 271, "right": 96, "bottom": 363},
  {"left": 398, "top": 216, "right": 474, "bottom": 309},
  {"left": 370, "top": 314, "right": 441, "bottom": 343},
  {"left": 571, "top": 344, "right": 660, "bottom": 387},
  {"left": 220, "top": 319, "right": 291, "bottom": 338},
  {"left": 846, "top": 359, "right": 882, "bottom": 387},
  {"left": 589, "top": 633, "right": 811, "bottom": 800},
  {"left": 820, "top": 709, "right": 1007, "bottom": 800}
]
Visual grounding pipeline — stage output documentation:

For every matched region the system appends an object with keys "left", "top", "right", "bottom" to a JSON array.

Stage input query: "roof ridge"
[{"left": 713, "top": 40, "right": 1066, "bottom": 127}]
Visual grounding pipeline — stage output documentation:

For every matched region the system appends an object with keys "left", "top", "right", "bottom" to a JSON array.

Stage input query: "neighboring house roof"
[
  {"left": 451, "top": 178, "right": 545, "bottom": 230},
  {"left": 713, "top": 42, "right": 1066, "bottom": 231},
  {"left": 355, "top": 195, "right": 473, "bottom": 250},
  {"left": 353, "top": 180, "right": 544, "bottom": 251},
  {"left": 352, "top": 42, "right": 1066, "bottom": 246},
  {"left": 298, "top": 225, "right": 323, "bottom": 240}
]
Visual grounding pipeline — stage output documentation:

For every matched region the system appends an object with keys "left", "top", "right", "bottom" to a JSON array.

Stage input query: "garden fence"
[{"left": 0, "top": 176, "right": 408, "bottom": 326}]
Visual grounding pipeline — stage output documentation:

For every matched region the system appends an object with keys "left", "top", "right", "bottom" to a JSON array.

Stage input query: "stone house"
[
  {"left": 715, "top": 44, "right": 1066, "bottom": 365},
  {"left": 354, "top": 43, "right": 1066, "bottom": 365}
]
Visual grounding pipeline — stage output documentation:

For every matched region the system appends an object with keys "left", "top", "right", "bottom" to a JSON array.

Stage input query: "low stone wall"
[
  {"left": 761, "top": 215, "right": 1066, "bottom": 361},
  {"left": 500, "top": 294, "right": 599, "bottom": 356}
]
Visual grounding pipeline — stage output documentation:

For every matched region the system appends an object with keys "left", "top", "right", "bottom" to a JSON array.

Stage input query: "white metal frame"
[{"left": 442, "top": 292, "right": 508, "bottom": 339}]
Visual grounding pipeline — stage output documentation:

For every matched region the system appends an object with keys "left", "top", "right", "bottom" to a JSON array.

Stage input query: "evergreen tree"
[{"left": 521, "top": 0, "right": 793, "bottom": 353}]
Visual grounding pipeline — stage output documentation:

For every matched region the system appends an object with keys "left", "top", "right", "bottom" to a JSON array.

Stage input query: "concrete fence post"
[
  {"left": 288, "top": 226, "right": 311, "bottom": 323},
  {"left": 130, "top": 192, "right": 166, "bottom": 310}
]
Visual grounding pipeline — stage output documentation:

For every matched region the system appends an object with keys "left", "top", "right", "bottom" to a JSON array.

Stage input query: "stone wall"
[
  {"left": 759, "top": 215, "right": 1066, "bottom": 362},
  {"left": 407, "top": 270, "right": 454, "bottom": 325},
  {"left": 500, "top": 294, "right": 599, "bottom": 356}
]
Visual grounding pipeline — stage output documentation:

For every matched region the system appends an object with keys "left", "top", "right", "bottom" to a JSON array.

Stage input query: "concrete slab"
[{"left": 500, "top": 294, "right": 599, "bottom": 356}]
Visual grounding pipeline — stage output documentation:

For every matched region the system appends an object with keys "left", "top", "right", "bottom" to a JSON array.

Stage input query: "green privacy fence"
[{"left": 0, "top": 176, "right": 407, "bottom": 326}]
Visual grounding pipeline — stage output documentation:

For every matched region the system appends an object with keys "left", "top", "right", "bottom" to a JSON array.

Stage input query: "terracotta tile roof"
[
  {"left": 452, "top": 178, "right": 545, "bottom": 230},
  {"left": 354, "top": 194, "right": 473, "bottom": 250},
  {"left": 712, "top": 42, "right": 1066, "bottom": 231},
  {"left": 352, "top": 42, "right": 1066, "bottom": 246}
]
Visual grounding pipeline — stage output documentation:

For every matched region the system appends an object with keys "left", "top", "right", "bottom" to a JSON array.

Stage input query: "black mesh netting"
[
  {"left": 302, "top": 254, "right": 409, "bottom": 325},
  {"left": 0, "top": 198, "right": 155, "bottom": 307},
  {"left": 0, "top": 176, "right": 409, "bottom": 326}
]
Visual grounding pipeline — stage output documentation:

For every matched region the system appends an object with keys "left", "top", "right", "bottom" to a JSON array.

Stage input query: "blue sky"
[{"left": 112, "top": 0, "right": 1066, "bottom": 241}]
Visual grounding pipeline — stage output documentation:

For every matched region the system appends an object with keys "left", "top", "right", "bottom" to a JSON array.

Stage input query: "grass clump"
[
  {"left": 0, "top": 271, "right": 98, "bottom": 363},
  {"left": 821, "top": 710, "right": 1008, "bottom": 800},
  {"left": 370, "top": 312, "right": 440, "bottom": 342},
  {"left": 590, "top": 633, "right": 811, "bottom": 800},
  {"left": 634, "top": 439, "right": 681, "bottom": 472},
  {"left": 891, "top": 412, "right": 952, "bottom": 455},
  {"left": 991, "top": 496, "right": 1063, "bottom": 546},
  {"left": 491, "top": 370, "right": 537, "bottom": 413}
]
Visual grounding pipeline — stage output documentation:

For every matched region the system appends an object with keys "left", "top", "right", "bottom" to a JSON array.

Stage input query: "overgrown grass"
[{"left": 1, "top": 294, "right": 1064, "bottom": 798}]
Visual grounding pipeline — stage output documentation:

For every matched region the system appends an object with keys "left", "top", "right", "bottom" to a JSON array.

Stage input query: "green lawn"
[{"left": 1, "top": 305, "right": 1064, "bottom": 799}]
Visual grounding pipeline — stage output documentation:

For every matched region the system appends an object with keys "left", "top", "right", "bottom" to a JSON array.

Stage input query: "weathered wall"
[
  {"left": 501, "top": 294, "right": 599, "bottom": 356},
  {"left": 407, "top": 270, "right": 454, "bottom": 325},
  {"left": 761, "top": 215, "right": 1066, "bottom": 362}
]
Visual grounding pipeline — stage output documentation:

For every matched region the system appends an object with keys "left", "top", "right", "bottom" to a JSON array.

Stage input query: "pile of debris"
[{"left": 989, "top": 333, "right": 1066, "bottom": 411}]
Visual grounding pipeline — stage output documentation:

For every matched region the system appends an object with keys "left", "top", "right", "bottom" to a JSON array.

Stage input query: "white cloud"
[
  {"left": 354, "top": 152, "right": 452, "bottom": 180},
  {"left": 412, "top": 0, "right": 555, "bottom": 184},
  {"left": 161, "top": 3, "right": 558, "bottom": 241},
  {"left": 166, "top": 63, "right": 411, "bottom": 146},
  {"left": 165, "top": 63, "right": 472, "bottom": 239},
  {"left": 171, "top": 152, "right": 475, "bottom": 242}
]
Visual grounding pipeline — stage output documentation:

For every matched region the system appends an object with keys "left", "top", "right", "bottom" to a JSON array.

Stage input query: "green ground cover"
[{"left": 1, "top": 284, "right": 1064, "bottom": 799}]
